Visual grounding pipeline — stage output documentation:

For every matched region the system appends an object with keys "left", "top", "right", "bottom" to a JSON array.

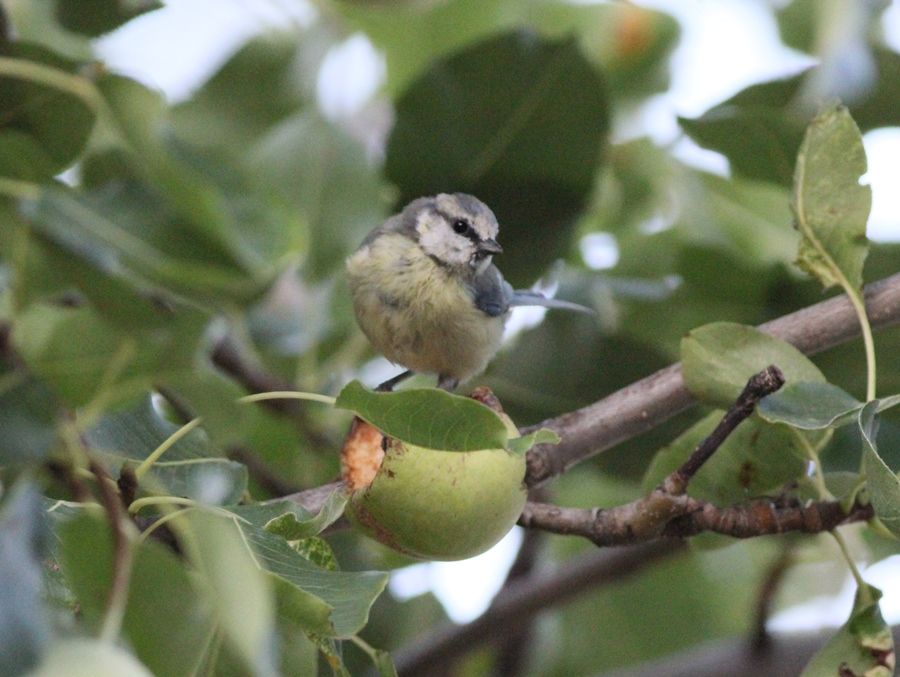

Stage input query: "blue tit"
[{"left": 346, "top": 193, "right": 590, "bottom": 391}]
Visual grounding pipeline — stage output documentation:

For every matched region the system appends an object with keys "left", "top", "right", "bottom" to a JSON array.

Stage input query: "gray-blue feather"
[{"left": 472, "top": 265, "right": 593, "bottom": 317}]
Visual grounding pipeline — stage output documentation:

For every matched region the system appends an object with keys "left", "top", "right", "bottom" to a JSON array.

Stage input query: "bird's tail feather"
[{"left": 510, "top": 291, "right": 594, "bottom": 314}]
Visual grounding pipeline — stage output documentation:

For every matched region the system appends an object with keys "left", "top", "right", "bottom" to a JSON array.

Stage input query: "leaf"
[
  {"left": 680, "top": 108, "right": 805, "bottom": 187},
  {"left": 681, "top": 322, "right": 825, "bottom": 409},
  {"left": 189, "top": 508, "right": 388, "bottom": 639},
  {"left": 861, "top": 402, "right": 900, "bottom": 538},
  {"left": 184, "top": 511, "right": 278, "bottom": 676},
  {"left": 248, "top": 492, "right": 349, "bottom": 541},
  {"left": 800, "top": 583, "right": 894, "bottom": 677},
  {"left": 335, "top": 380, "right": 509, "bottom": 452},
  {"left": 507, "top": 428, "right": 560, "bottom": 455},
  {"left": 54, "top": 0, "right": 162, "bottom": 37},
  {"left": 0, "top": 43, "right": 95, "bottom": 180},
  {"left": 84, "top": 395, "right": 248, "bottom": 504},
  {"left": 0, "top": 483, "right": 50, "bottom": 676},
  {"left": 792, "top": 104, "right": 871, "bottom": 292},
  {"left": 0, "top": 367, "right": 60, "bottom": 466},
  {"left": 642, "top": 411, "right": 807, "bottom": 506},
  {"left": 758, "top": 382, "right": 863, "bottom": 430},
  {"left": 386, "top": 31, "right": 609, "bottom": 285}
]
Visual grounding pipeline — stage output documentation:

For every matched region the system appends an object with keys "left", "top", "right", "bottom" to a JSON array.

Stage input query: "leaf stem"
[
  {"left": 0, "top": 177, "right": 42, "bottom": 201},
  {"left": 237, "top": 391, "right": 336, "bottom": 406},
  {"left": 831, "top": 529, "right": 870, "bottom": 603},
  {"left": 128, "top": 495, "right": 198, "bottom": 515},
  {"left": 0, "top": 57, "right": 105, "bottom": 115},
  {"left": 847, "top": 288, "right": 877, "bottom": 402},
  {"left": 133, "top": 417, "right": 203, "bottom": 481}
]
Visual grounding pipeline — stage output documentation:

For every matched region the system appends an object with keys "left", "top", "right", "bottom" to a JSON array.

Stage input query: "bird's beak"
[{"left": 477, "top": 238, "right": 503, "bottom": 256}]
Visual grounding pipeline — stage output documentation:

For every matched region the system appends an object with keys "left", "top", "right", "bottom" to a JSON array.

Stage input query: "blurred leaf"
[
  {"left": 681, "top": 322, "right": 825, "bottom": 409},
  {"left": 861, "top": 402, "right": 900, "bottom": 538},
  {"left": 121, "top": 539, "right": 215, "bottom": 677},
  {"left": 642, "top": 411, "right": 807, "bottom": 506},
  {"left": 759, "top": 382, "right": 863, "bottom": 430},
  {"left": 249, "top": 111, "right": 386, "bottom": 281},
  {"left": 173, "top": 37, "right": 307, "bottom": 149},
  {"left": 680, "top": 109, "right": 805, "bottom": 187},
  {"left": 27, "top": 638, "right": 153, "bottom": 677},
  {"left": 13, "top": 302, "right": 202, "bottom": 408},
  {"left": 800, "top": 583, "right": 894, "bottom": 676},
  {"left": 185, "top": 511, "right": 277, "bottom": 676},
  {"left": 335, "top": 380, "right": 509, "bottom": 452},
  {"left": 54, "top": 0, "right": 161, "bottom": 37},
  {"left": 0, "top": 483, "right": 50, "bottom": 676},
  {"left": 0, "top": 366, "right": 60, "bottom": 465},
  {"left": 0, "top": 43, "right": 95, "bottom": 181},
  {"left": 386, "top": 31, "right": 608, "bottom": 285},
  {"left": 792, "top": 104, "right": 870, "bottom": 292}
]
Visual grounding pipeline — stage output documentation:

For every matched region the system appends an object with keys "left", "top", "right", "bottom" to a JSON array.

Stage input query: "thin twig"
[
  {"left": 89, "top": 459, "right": 134, "bottom": 644},
  {"left": 524, "top": 272, "right": 900, "bottom": 487},
  {"left": 394, "top": 541, "right": 682, "bottom": 675},
  {"left": 663, "top": 365, "right": 784, "bottom": 495}
]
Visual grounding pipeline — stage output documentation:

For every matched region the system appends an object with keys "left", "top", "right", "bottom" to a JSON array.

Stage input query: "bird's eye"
[{"left": 452, "top": 219, "right": 470, "bottom": 235}]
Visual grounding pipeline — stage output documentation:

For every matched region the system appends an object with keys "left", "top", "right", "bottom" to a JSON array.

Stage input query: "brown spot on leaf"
[{"left": 739, "top": 462, "right": 756, "bottom": 489}]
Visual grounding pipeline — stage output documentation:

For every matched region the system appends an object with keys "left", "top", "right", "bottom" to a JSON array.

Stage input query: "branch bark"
[{"left": 524, "top": 272, "right": 900, "bottom": 487}]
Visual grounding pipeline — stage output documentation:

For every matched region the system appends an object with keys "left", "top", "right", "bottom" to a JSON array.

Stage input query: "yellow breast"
[{"left": 346, "top": 233, "right": 506, "bottom": 381}]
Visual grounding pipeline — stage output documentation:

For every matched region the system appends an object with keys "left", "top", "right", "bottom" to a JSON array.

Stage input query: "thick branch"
[
  {"left": 524, "top": 272, "right": 900, "bottom": 487},
  {"left": 518, "top": 496, "right": 873, "bottom": 546},
  {"left": 394, "top": 541, "right": 681, "bottom": 676}
]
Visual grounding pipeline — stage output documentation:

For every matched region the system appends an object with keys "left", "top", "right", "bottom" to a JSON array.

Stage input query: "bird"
[{"left": 346, "top": 193, "right": 591, "bottom": 392}]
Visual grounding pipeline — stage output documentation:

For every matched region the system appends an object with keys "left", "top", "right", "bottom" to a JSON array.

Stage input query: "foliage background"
[{"left": 1, "top": 0, "right": 900, "bottom": 675}]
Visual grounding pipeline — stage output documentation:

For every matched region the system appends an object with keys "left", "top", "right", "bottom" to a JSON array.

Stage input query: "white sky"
[{"left": 96, "top": 0, "right": 900, "bottom": 629}]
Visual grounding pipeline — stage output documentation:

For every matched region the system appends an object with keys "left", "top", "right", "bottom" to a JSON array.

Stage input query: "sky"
[{"left": 94, "top": 0, "right": 900, "bottom": 629}]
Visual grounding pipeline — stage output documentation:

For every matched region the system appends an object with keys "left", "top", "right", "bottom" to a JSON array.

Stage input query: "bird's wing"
[{"left": 472, "top": 265, "right": 514, "bottom": 317}]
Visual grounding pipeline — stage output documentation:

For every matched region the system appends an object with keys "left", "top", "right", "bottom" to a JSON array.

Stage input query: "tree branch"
[
  {"left": 394, "top": 541, "right": 682, "bottom": 676},
  {"left": 524, "top": 272, "right": 900, "bottom": 487},
  {"left": 519, "top": 496, "right": 873, "bottom": 546}
]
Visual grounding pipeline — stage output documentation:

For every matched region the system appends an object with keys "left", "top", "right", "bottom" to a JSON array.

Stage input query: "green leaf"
[
  {"left": 0, "top": 44, "right": 95, "bottom": 180},
  {"left": 189, "top": 508, "right": 388, "bottom": 638},
  {"left": 800, "top": 583, "right": 894, "bottom": 677},
  {"left": 386, "top": 31, "right": 609, "bottom": 285},
  {"left": 792, "top": 104, "right": 870, "bottom": 292},
  {"left": 172, "top": 37, "right": 308, "bottom": 150},
  {"left": 184, "top": 511, "right": 277, "bottom": 676},
  {"left": 643, "top": 411, "right": 808, "bottom": 506},
  {"left": 251, "top": 492, "right": 349, "bottom": 541},
  {"left": 0, "top": 367, "right": 60, "bottom": 465},
  {"left": 507, "top": 428, "right": 560, "bottom": 455},
  {"left": 861, "top": 402, "right": 900, "bottom": 538},
  {"left": 0, "top": 483, "right": 50, "bottom": 676},
  {"left": 758, "top": 382, "right": 863, "bottom": 430},
  {"left": 681, "top": 322, "right": 825, "bottom": 409},
  {"left": 680, "top": 108, "right": 805, "bottom": 187},
  {"left": 335, "top": 380, "right": 509, "bottom": 452},
  {"left": 54, "top": 0, "right": 162, "bottom": 37}
]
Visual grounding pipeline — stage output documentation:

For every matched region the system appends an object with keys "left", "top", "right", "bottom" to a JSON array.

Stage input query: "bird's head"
[{"left": 405, "top": 193, "right": 502, "bottom": 274}]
